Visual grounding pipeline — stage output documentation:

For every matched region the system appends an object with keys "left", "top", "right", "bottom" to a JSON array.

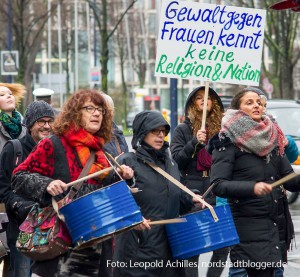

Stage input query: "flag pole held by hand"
[{"left": 201, "top": 80, "right": 210, "bottom": 130}]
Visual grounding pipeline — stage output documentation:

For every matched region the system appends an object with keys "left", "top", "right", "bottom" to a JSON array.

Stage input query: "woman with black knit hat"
[
  {"left": 170, "top": 86, "right": 225, "bottom": 277},
  {"left": 113, "top": 110, "right": 200, "bottom": 277},
  {"left": 210, "top": 87, "right": 300, "bottom": 277}
]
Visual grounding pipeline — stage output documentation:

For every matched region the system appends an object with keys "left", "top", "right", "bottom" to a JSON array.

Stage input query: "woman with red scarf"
[
  {"left": 11, "top": 89, "right": 133, "bottom": 277},
  {"left": 210, "top": 87, "right": 300, "bottom": 277}
]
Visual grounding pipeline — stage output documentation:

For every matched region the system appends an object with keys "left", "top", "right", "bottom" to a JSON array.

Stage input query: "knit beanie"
[{"left": 24, "top": 101, "right": 55, "bottom": 128}]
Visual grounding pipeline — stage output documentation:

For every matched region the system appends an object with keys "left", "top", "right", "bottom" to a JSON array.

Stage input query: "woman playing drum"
[{"left": 12, "top": 89, "right": 133, "bottom": 277}]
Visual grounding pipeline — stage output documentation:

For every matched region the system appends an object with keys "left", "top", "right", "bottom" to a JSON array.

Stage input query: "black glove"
[
  {"left": 206, "top": 134, "right": 220, "bottom": 155},
  {"left": 12, "top": 200, "right": 37, "bottom": 222}
]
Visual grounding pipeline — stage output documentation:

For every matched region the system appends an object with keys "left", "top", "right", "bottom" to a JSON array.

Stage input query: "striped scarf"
[
  {"left": 63, "top": 126, "right": 110, "bottom": 180},
  {"left": 220, "top": 109, "right": 285, "bottom": 160}
]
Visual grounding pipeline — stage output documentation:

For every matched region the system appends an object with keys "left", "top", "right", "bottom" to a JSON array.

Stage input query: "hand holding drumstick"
[
  {"left": 134, "top": 217, "right": 152, "bottom": 231},
  {"left": 105, "top": 151, "right": 134, "bottom": 180}
]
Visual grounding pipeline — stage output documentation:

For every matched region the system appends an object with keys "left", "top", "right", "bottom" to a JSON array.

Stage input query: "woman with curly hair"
[
  {"left": 170, "top": 86, "right": 225, "bottom": 277},
  {"left": 12, "top": 89, "right": 134, "bottom": 277}
]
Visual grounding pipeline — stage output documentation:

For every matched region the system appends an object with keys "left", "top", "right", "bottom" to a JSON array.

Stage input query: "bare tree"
[
  {"left": 86, "top": 0, "right": 138, "bottom": 93},
  {"left": 232, "top": 0, "right": 300, "bottom": 99},
  {"left": 115, "top": 28, "right": 128, "bottom": 128},
  {"left": 0, "top": 0, "right": 60, "bottom": 108}
]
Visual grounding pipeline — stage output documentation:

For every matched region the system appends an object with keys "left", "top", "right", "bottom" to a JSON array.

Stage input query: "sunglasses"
[{"left": 151, "top": 128, "right": 168, "bottom": 136}]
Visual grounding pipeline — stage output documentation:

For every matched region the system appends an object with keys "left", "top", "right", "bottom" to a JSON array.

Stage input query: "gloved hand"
[{"left": 12, "top": 200, "right": 37, "bottom": 222}]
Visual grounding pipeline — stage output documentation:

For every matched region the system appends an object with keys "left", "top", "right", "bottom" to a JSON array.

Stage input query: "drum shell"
[
  {"left": 166, "top": 204, "right": 239, "bottom": 259},
  {"left": 59, "top": 180, "right": 143, "bottom": 249}
]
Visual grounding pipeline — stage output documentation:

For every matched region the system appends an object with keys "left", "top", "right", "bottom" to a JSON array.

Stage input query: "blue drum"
[
  {"left": 59, "top": 180, "right": 143, "bottom": 249},
  {"left": 165, "top": 204, "right": 239, "bottom": 259}
]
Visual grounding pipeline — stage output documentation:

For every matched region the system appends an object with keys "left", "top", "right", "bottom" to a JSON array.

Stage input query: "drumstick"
[
  {"left": 65, "top": 167, "right": 113, "bottom": 188},
  {"left": 105, "top": 152, "right": 139, "bottom": 194},
  {"left": 201, "top": 80, "right": 210, "bottom": 130},
  {"left": 202, "top": 183, "right": 215, "bottom": 199},
  {"left": 148, "top": 218, "right": 187, "bottom": 225},
  {"left": 271, "top": 172, "right": 298, "bottom": 188},
  {"left": 105, "top": 152, "right": 123, "bottom": 172},
  {"left": 147, "top": 162, "right": 218, "bottom": 222},
  {"left": 130, "top": 188, "right": 141, "bottom": 193}
]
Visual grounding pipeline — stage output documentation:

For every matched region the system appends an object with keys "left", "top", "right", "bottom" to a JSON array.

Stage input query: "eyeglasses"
[
  {"left": 36, "top": 119, "right": 54, "bottom": 127},
  {"left": 81, "top": 106, "right": 105, "bottom": 115},
  {"left": 151, "top": 128, "right": 168, "bottom": 136}
]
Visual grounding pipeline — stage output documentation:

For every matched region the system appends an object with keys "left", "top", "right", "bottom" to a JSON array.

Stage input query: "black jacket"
[
  {"left": 170, "top": 86, "right": 224, "bottom": 206},
  {"left": 103, "top": 122, "right": 128, "bottom": 157},
  {"left": 170, "top": 118, "right": 215, "bottom": 205},
  {"left": 113, "top": 111, "right": 192, "bottom": 277},
  {"left": 211, "top": 137, "right": 299, "bottom": 265},
  {"left": 0, "top": 132, "right": 36, "bottom": 215}
]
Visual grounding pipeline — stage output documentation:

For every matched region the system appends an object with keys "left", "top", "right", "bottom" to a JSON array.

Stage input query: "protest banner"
[{"left": 155, "top": 0, "right": 266, "bottom": 86}]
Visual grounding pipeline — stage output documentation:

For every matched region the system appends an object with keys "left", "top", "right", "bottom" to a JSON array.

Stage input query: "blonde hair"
[
  {"left": 100, "top": 92, "right": 114, "bottom": 111},
  {"left": 0, "top": 83, "right": 26, "bottom": 107}
]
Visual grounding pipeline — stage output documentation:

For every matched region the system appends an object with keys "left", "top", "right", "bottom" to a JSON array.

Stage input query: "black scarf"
[{"left": 141, "top": 141, "right": 169, "bottom": 163}]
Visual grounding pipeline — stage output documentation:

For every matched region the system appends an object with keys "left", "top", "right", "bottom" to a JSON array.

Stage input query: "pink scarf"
[{"left": 220, "top": 109, "right": 285, "bottom": 160}]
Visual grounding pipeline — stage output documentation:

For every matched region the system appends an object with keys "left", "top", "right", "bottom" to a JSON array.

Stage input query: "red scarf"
[{"left": 63, "top": 126, "right": 110, "bottom": 180}]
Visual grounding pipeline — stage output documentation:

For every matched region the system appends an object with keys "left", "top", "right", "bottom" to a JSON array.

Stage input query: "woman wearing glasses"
[
  {"left": 12, "top": 89, "right": 134, "bottom": 277},
  {"left": 113, "top": 110, "right": 198, "bottom": 277}
]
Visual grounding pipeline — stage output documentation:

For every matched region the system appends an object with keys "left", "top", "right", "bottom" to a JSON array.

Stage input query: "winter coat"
[
  {"left": 11, "top": 135, "right": 108, "bottom": 277},
  {"left": 211, "top": 137, "right": 300, "bottom": 266},
  {"left": 103, "top": 122, "right": 128, "bottom": 157},
  {"left": 113, "top": 111, "right": 193, "bottom": 277},
  {"left": 170, "top": 118, "right": 213, "bottom": 201},
  {"left": 285, "top": 135, "right": 299, "bottom": 163},
  {"left": 0, "top": 132, "right": 36, "bottom": 212},
  {"left": 0, "top": 122, "right": 26, "bottom": 152},
  {"left": 0, "top": 123, "right": 27, "bottom": 254},
  {"left": 170, "top": 86, "right": 223, "bottom": 205}
]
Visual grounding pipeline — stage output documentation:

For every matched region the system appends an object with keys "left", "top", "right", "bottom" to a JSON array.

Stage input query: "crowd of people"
[{"left": 0, "top": 82, "right": 299, "bottom": 277}]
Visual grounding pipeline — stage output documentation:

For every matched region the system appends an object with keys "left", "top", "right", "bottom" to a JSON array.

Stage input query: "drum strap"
[
  {"left": 146, "top": 162, "right": 219, "bottom": 222},
  {"left": 68, "top": 151, "right": 96, "bottom": 200}
]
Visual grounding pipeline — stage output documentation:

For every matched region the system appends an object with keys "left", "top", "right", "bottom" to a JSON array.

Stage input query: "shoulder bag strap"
[
  {"left": 113, "top": 136, "right": 122, "bottom": 155},
  {"left": 146, "top": 161, "right": 218, "bottom": 222},
  {"left": 68, "top": 150, "right": 96, "bottom": 200},
  {"left": 5, "top": 139, "right": 23, "bottom": 167}
]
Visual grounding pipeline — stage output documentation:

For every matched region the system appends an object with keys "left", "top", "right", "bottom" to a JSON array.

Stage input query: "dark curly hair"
[
  {"left": 53, "top": 89, "right": 113, "bottom": 142},
  {"left": 230, "top": 87, "right": 262, "bottom": 110},
  {"left": 188, "top": 90, "right": 223, "bottom": 139}
]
